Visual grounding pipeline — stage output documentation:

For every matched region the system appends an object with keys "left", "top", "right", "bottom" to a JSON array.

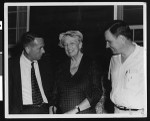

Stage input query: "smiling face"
[
  {"left": 63, "top": 36, "right": 82, "bottom": 58},
  {"left": 105, "top": 30, "right": 123, "bottom": 55}
]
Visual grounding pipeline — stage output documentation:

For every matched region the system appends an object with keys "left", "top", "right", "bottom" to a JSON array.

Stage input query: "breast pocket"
[{"left": 124, "top": 69, "right": 140, "bottom": 91}]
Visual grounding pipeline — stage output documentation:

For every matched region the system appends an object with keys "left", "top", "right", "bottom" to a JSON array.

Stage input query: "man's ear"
[
  {"left": 25, "top": 46, "right": 30, "bottom": 54},
  {"left": 79, "top": 42, "right": 83, "bottom": 49},
  {"left": 118, "top": 35, "right": 126, "bottom": 42}
]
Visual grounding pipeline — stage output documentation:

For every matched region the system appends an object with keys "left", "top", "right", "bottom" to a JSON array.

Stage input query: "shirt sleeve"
[{"left": 108, "top": 57, "right": 112, "bottom": 80}]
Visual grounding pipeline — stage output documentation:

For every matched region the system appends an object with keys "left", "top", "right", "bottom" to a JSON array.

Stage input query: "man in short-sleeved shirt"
[{"left": 105, "top": 20, "right": 146, "bottom": 115}]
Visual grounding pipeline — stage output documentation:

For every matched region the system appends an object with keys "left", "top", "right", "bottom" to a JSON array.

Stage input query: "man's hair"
[
  {"left": 108, "top": 20, "right": 133, "bottom": 41},
  {"left": 21, "top": 31, "right": 42, "bottom": 48}
]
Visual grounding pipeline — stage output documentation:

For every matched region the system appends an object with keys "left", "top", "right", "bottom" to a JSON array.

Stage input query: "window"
[
  {"left": 130, "top": 25, "right": 143, "bottom": 46},
  {"left": 8, "top": 6, "right": 29, "bottom": 48},
  {"left": 123, "top": 5, "right": 143, "bottom": 46},
  {"left": 116, "top": 5, "right": 144, "bottom": 46}
]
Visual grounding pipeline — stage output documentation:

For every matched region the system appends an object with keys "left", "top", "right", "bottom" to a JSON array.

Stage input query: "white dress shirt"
[
  {"left": 20, "top": 52, "right": 48, "bottom": 105},
  {"left": 108, "top": 43, "right": 146, "bottom": 109}
]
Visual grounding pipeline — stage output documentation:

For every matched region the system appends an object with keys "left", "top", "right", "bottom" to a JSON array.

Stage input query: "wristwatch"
[{"left": 75, "top": 105, "right": 80, "bottom": 113}]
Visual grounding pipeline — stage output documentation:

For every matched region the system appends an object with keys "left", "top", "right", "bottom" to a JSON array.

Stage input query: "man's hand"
[{"left": 49, "top": 106, "right": 57, "bottom": 114}]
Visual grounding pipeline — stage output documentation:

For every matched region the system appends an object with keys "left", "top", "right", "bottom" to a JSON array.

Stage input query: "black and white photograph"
[{"left": 3, "top": 2, "right": 148, "bottom": 119}]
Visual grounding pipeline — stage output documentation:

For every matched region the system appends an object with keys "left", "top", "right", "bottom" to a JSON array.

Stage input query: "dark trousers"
[{"left": 20, "top": 103, "right": 49, "bottom": 114}]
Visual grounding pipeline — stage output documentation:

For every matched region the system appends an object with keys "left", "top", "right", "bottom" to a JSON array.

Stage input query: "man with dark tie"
[{"left": 8, "top": 32, "right": 54, "bottom": 114}]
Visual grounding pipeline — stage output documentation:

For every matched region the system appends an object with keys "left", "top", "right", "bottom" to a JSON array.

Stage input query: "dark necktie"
[{"left": 31, "top": 62, "right": 43, "bottom": 105}]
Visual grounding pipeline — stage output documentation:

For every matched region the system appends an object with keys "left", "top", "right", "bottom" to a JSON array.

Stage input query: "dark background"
[
  {"left": 29, "top": 6, "right": 114, "bottom": 73},
  {"left": 29, "top": 6, "right": 114, "bottom": 113}
]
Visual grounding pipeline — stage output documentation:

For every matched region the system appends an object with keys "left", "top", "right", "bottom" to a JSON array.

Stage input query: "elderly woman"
[{"left": 50, "top": 30, "right": 103, "bottom": 114}]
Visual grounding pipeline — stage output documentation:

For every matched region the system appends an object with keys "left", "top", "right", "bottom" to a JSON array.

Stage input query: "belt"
[
  {"left": 23, "top": 103, "right": 48, "bottom": 108},
  {"left": 115, "top": 104, "right": 140, "bottom": 111}
]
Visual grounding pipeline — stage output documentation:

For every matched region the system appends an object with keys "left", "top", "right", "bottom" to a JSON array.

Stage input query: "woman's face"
[{"left": 63, "top": 36, "right": 82, "bottom": 58}]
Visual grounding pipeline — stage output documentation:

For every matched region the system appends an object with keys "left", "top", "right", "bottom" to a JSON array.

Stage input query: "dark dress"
[{"left": 52, "top": 55, "right": 103, "bottom": 114}]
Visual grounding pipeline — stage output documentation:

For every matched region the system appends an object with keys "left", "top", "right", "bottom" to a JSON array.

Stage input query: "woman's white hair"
[{"left": 58, "top": 30, "right": 83, "bottom": 48}]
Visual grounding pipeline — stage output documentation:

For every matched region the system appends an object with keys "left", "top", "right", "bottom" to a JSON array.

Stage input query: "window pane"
[
  {"left": 136, "top": 42, "right": 143, "bottom": 46},
  {"left": 8, "top": 6, "right": 17, "bottom": 12},
  {"left": 134, "top": 29, "right": 143, "bottom": 41},
  {"left": 8, "top": 13, "right": 17, "bottom": 28},
  {"left": 17, "top": 28, "right": 27, "bottom": 41},
  {"left": 130, "top": 29, "right": 133, "bottom": 40},
  {"left": 18, "top": 11, "right": 27, "bottom": 27},
  {"left": 18, "top": 6, "right": 27, "bottom": 11},
  {"left": 123, "top": 5, "right": 143, "bottom": 25},
  {"left": 8, "top": 29, "right": 16, "bottom": 45}
]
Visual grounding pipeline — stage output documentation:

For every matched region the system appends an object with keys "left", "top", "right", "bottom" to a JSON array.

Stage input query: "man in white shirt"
[
  {"left": 104, "top": 20, "right": 146, "bottom": 115},
  {"left": 9, "top": 32, "right": 54, "bottom": 114}
]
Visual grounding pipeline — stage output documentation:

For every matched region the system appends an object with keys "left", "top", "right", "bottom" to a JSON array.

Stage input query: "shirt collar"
[
  {"left": 21, "top": 51, "right": 38, "bottom": 65},
  {"left": 131, "top": 42, "right": 138, "bottom": 56}
]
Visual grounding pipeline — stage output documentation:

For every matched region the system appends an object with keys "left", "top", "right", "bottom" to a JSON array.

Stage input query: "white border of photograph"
[
  {"left": 4, "top": 2, "right": 147, "bottom": 118},
  {"left": 0, "top": 21, "right": 2, "bottom": 101},
  {"left": 0, "top": 21, "right": 2, "bottom": 30}
]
